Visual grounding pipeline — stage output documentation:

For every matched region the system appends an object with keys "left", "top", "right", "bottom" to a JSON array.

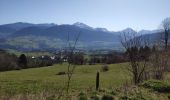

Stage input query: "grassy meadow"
[
  {"left": 0, "top": 63, "right": 130, "bottom": 98},
  {"left": 1, "top": 63, "right": 170, "bottom": 100}
]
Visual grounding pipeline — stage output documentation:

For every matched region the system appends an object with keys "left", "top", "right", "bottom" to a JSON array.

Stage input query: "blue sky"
[{"left": 0, "top": 0, "right": 170, "bottom": 31}]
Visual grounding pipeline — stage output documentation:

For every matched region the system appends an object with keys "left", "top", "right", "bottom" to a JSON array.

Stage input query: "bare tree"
[
  {"left": 65, "top": 32, "right": 81, "bottom": 98},
  {"left": 149, "top": 44, "right": 166, "bottom": 80},
  {"left": 161, "top": 17, "right": 170, "bottom": 50},
  {"left": 120, "top": 31, "right": 149, "bottom": 84},
  {"left": 148, "top": 17, "right": 170, "bottom": 80},
  {"left": 56, "top": 32, "right": 81, "bottom": 100}
]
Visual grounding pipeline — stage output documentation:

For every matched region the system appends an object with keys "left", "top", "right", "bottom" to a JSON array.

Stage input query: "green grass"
[
  {"left": 0, "top": 63, "right": 130, "bottom": 96},
  {"left": 1, "top": 63, "right": 170, "bottom": 99},
  {"left": 142, "top": 79, "right": 170, "bottom": 92}
]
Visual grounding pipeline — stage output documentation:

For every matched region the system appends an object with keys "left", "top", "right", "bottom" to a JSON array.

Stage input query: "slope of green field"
[
  {"left": 0, "top": 63, "right": 129, "bottom": 96},
  {"left": 1, "top": 63, "right": 170, "bottom": 100}
]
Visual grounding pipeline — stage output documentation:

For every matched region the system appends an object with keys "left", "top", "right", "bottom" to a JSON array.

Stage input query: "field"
[
  {"left": 0, "top": 63, "right": 130, "bottom": 98},
  {"left": 1, "top": 63, "right": 170, "bottom": 100}
]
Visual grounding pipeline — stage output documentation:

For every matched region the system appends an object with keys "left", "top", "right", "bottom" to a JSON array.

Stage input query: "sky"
[{"left": 0, "top": 0, "right": 170, "bottom": 31}]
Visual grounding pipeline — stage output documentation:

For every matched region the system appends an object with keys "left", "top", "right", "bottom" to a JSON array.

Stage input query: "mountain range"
[{"left": 0, "top": 22, "right": 163, "bottom": 51}]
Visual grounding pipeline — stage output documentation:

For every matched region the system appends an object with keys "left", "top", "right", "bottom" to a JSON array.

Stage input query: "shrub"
[
  {"left": 91, "top": 95, "right": 100, "bottom": 100},
  {"left": 142, "top": 80, "right": 170, "bottom": 92},
  {"left": 56, "top": 71, "right": 66, "bottom": 75},
  {"left": 110, "top": 90, "right": 116, "bottom": 95},
  {"left": 79, "top": 92, "right": 88, "bottom": 100},
  {"left": 102, "top": 94, "right": 114, "bottom": 100},
  {"left": 101, "top": 64, "right": 109, "bottom": 72},
  {"left": 69, "top": 53, "right": 85, "bottom": 65},
  {"left": 18, "top": 54, "right": 27, "bottom": 68},
  {"left": 99, "top": 88, "right": 107, "bottom": 92},
  {"left": 91, "top": 91, "right": 100, "bottom": 100},
  {"left": 168, "top": 95, "right": 170, "bottom": 99},
  {"left": 0, "top": 51, "right": 19, "bottom": 71},
  {"left": 120, "top": 95, "right": 128, "bottom": 100}
]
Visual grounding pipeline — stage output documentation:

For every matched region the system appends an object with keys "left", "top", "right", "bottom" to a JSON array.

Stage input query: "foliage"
[
  {"left": 57, "top": 71, "right": 66, "bottom": 75},
  {"left": 0, "top": 50, "right": 19, "bottom": 71},
  {"left": 102, "top": 94, "right": 114, "bottom": 100},
  {"left": 88, "top": 52, "right": 127, "bottom": 65},
  {"left": 0, "top": 50, "right": 62, "bottom": 71},
  {"left": 79, "top": 92, "right": 88, "bottom": 100},
  {"left": 91, "top": 95, "right": 100, "bottom": 100},
  {"left": 142, "top": 80, "right": 170, "bottom": 92},
  {"left": 18, "top": 54, "right": 27, "bottom": 68},
  {"left": 27, "top": 56, "right": 54, "bottom": 68},
  {"left": 69, "top": 52, "right": 85, "bottom": 65},
  {"left": 121, "top": 30, "right": 152, "bottom": 84},
  {"left": 101, "top": 64, "right": 109, "bottom": 72}
]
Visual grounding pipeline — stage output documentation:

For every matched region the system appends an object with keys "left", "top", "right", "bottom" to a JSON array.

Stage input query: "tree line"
[{"left": 120, "top": 17, "right": 170, "bottom": 84}]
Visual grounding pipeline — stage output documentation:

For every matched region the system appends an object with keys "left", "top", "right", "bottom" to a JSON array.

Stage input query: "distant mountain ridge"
[
  {"left": 1, "top": 22, "right": 56, "bottom": 30},
  {"left": 0, "top": 22, "right": 163, "bottom": 51}
]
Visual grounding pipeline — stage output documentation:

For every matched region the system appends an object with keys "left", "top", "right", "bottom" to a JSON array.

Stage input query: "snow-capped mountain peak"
[
  {"left": 121, "top": 28, "right": 136, "bottom": 33},
  {"left": 73, "top": 22, "right": 93, "bottom": 30}
]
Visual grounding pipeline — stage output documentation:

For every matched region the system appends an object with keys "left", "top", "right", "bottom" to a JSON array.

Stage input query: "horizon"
[
  {"left": 0, "top": 0, "right": 170, "bottom": 31},
  {"left": 0, "top": 21, "right": 163, "bottom": 32}
]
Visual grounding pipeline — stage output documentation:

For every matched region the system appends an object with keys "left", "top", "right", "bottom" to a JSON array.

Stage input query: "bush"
[
  {"left": 120, "top": 95, "right": 128, "bottom": 100},
  {"left": 168, "top": 95, "right": 170, "bottom": 99},
  {"left": 18, "top": 54, "right": 27, "bottom": 68},
  {"left": 56, "top": 71, "right": 66, "bottom": 75},
  {"left": 109, "top": 90, "right": 116, "bottom": 95},
  {"left": 142, "top": 80, "right": 170, "bottom": 92},
  {"left": 27, "top": 56, "right": 53, "bottom": 68},
  {"left": 0, "top": 50, "right": 56, "bottom": 71},
  {"left": 102, "top": 94, "right": 114, "bottom": 100},
  {"left": 69, "top": 53, "right": 85, "bottom": 65},
  {"left": 101, "top": 64, "right": 109, "bottom": 72},
  {"left": 0, "top": 51, "right": 19, "bottom": 71},
  {"left": 91, "top": 95, "right": 100, "bottom": 100},
  {"left": 90, "top": 91, "right": 100, "bottom": 100},
  {"left": 79, "top": 92, "right": 88, "bottom": 100}
]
